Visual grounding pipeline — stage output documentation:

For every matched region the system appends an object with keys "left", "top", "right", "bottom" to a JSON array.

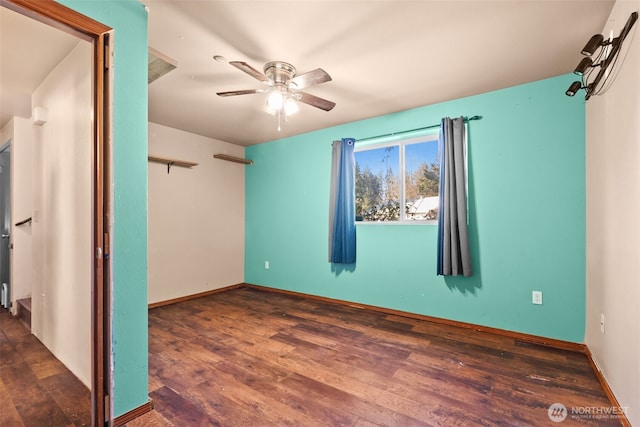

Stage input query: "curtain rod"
[{"left": 356, "top": 115, "right": 482, "bottom": 143}]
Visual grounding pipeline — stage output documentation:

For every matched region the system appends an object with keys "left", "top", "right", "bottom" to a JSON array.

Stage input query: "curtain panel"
[
  {"left": 329, "top": 138, "right": 356, "bottom": 264},
  {"left": 437, "top": 117, "right": 472, "bottom": 276}
]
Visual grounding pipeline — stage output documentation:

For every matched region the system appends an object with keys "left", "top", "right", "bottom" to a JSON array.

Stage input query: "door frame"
[{"left": 0, "top": 0, "right": 112, "bottom": 425}]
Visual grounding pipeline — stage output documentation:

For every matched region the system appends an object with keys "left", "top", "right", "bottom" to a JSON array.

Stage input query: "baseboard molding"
[
  {"left": 243, "top": 283, "right": 585, "bottom": 353},
  {"left": 584, "top": 347, "right": 632, "bottom": 427},
  {"left": 148, "top": 283, "right": 245, "bottom": 309},
  {"left": 244, "top": 283, "right": 633, "bottom": 422},
  {"left": 148, "top": 282, "right": 628, "bottom": 425},
  {"left": 113, "top": 400, "right": 154, "bottom": 426}
]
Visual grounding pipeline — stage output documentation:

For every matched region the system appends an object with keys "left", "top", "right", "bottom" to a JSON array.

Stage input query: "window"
[{"left": 355, "top": 134, "right": 440, "bottom": 223}]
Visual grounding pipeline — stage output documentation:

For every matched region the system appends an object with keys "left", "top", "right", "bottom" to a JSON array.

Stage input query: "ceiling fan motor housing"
[{"left": 264, "top": 61, "right": 296, "bottom": 85}]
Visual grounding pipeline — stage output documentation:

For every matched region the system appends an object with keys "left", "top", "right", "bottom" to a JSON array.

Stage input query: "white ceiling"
[
  {"left": 0, "top": 7, "right": 79, "bottom": 129},
  {"left": 2, "top": 1, "right": 615, "bottom": 146}
]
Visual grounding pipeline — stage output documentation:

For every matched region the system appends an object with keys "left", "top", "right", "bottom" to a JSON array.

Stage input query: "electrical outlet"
[
  {"left": 600, "top": 313, "right": 605, "bottom": 334},
  {"left": 532, "top": 291, "right": 543, "bottom": 305},
  {"left": 264, "top": 261, "right": 270, "bottom": 270}
]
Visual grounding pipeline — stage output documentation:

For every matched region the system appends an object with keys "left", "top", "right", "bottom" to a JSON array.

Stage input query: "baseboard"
[
  {"left": 145, "top": 282, "right": 630, "bottom": 425},
  {"left": 584, "top": 347, "right": 632, "bottom": 427},
  {"left": 243, "top": 284, "right": 633, "bottom": 422},
  {"left": 148, "top": 283, "right": 245, "bottom": 309},
  {"left": 113, "top": 400, "right": 154, "bottom": 426},
  {"left": 242, "top": 283, "right": 585, "bottom": 353}
]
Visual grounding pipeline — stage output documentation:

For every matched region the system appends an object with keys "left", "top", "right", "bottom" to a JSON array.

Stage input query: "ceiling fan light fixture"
[
  {"left": 266, "top": 84, "right": 299, "bottom": 116},
  {"left": 218, "top": 59, "right": 335, "bottom": 126},
  {"left": 285, "top": 97, "right": 299, "bottom": 115},
  {"left": 267, "top": 89, "right": 284, "bottom": 111}
]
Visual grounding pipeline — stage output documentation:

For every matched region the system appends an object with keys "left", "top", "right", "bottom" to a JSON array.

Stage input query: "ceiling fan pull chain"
[{"left": 277, "top": 108, "right": 282, "bottom": 132}]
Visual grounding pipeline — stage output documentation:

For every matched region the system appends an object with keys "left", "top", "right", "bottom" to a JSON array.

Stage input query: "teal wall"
[
  {"left": 246, "top": 74, "right": 586, "bottom": 342},
  {"left": 58, "top": 0, "right": 148, "bottom": 417}
]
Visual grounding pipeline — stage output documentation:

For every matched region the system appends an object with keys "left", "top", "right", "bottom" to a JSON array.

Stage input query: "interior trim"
[
  {"left": 242, "top": 283, "right": 585, "bottom": 352},
  {"left": 154, "top": 281, "right": 587, "bottom": 353},
  {"left": 148, "top": 282, "right": 629, "bottom": 425},
  {"left": 113, "top": 400, "right": 154, "bottom": 427},
  {"left": 0, "top": 1, "right": 112, "bottom": 425},
  {"left": 148, "top": 283, "right": 245, "bottom": 309},
  {"left": 244, "top": 283, "right": 631, "bottom": 423},
  {"left": 584, "top": 347, "right": 631, "bottom": 427},
  {"left": 1, "top": 0, "right": 108, "bottom": 40}
]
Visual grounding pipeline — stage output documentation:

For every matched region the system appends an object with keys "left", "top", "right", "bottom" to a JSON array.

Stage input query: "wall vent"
[{"left": 148, "top": 47, "right": 177, "bottom": 84}]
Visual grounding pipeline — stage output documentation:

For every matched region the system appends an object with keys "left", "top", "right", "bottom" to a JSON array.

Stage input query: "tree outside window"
[{"left": 355, "top": 135, "right": 439, "bottom": 223}]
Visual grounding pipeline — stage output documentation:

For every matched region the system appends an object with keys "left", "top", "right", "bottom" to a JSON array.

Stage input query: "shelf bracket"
[{"left": 148, "top": 156, "right": 198, "bottom": 174}]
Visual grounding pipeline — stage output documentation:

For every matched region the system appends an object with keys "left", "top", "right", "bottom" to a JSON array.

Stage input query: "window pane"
[
  {"left": 405, "top": 140, "right": 439, "bottom": 221},
  {"left": 355, "top": 145, "right": 400, "bottom": 221}
]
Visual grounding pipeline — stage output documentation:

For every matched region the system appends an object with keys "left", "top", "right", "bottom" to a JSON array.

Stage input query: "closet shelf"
[
  {"left": 148, "top": 155, "right": 198, "bottom": 174},
  {"left": 213, "top": 154, "right": 253, "bottom": 165}
]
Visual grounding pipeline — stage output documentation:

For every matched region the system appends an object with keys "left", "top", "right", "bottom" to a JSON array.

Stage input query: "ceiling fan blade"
[
  {"left": 216, "top": 89, "right": 265, "bottom": 97},
  {"left": 289, "top": 68, "right": 332, "bottom": 89},
  {"left": 229, "top": 61, "right": 270, "bottom": 83},
  {"left": 295, "top": 91, "right": 336, "bottom": 111}
]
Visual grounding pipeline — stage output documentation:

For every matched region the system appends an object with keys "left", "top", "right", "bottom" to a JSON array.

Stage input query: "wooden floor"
[
  {"left": 128, "top": 287, "right": 621, "bottom": 427},
  {"left": 0, "top": 308, "right": 91, "bottom": 427}
]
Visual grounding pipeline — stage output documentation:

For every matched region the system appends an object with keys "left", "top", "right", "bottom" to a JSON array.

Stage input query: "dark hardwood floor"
[
  {"left": 0, "top": 308, "right": 91, "bottom": 427},
  {"left": 128, "top": 287, "right": 621, "bottom": 426}
]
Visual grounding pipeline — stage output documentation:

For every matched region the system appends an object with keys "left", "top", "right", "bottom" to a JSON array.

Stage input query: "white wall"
[
  {"left": 148, "top": 122, "right": 245, "bottom": 304},
  {"left": 9, "top": 116, "right": 33, "bottom": 313},
  {"left": 31, "top": 40, "right": 92, "bottom": 387},
  {"left": 0, "top": 118, "right": 13, "bottom": 146},
  {"left": 585, "top": 1, "right": 640, "bottom": 424}
]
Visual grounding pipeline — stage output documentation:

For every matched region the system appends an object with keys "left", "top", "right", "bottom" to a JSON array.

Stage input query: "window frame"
[{"left": 355, "top": 131, "right": 440, "bottom": 225}]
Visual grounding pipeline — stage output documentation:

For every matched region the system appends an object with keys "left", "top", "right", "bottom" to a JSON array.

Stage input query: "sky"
[{"left": 355, "top": 137, "right": 439, "bottom": 176}]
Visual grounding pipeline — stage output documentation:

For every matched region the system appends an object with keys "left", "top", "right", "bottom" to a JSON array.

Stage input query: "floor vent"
[{"left": 16, "top": 297, "right": 31, "bottom": 329}]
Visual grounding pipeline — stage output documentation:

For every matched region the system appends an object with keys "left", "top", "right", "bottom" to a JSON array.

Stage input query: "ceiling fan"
[{"left": 217, "top": 61, "right": 336, "bottom": 128}]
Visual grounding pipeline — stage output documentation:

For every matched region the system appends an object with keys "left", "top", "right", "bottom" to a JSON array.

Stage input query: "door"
[{"left": 0, "top": 144, "right": 10, "bottom": 304}]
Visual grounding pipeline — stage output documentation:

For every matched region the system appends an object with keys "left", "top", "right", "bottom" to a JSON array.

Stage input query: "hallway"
[{"left": 0, "top": 308, "right": 91, "bottom": 426}]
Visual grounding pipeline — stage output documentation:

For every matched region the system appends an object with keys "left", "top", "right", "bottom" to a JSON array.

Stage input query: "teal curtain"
[
  {"left": 329, "top": 138, "right": 356, "bottom": 264},
  {"left": 437, "top": 117, "right": 472, "bottom": 276}
]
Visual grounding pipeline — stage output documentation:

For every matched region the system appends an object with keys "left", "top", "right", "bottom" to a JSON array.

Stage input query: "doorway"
[{"left": 0, "top": 0, "right": 111, "bottom": 425}]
